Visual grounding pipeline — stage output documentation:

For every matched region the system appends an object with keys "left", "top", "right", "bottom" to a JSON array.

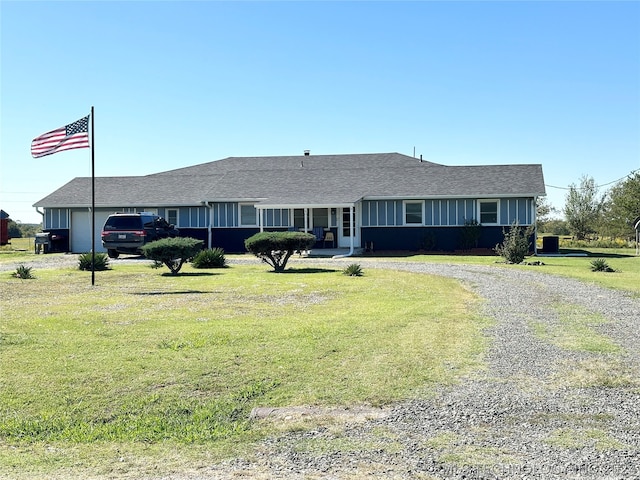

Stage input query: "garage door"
[{"left": 70, "top": 210, "right": 109, "bottom": 253}]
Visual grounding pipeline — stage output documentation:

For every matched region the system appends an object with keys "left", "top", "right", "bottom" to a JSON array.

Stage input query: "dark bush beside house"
[
  {"left": 458, "top": 219, "right": 481, "bottom": 251},
  {"left": 419, "top": 231, "right": 437, "bottom": 251},
  {"left": 192, "top": 247, "right": 227, "bottom": 268},
  {"left": 141, "top": 237, "right": 203, "bottom": 275},
  {"left": 245, "top": 231, "right": 316, "bottom": 272},
  {"left": 495, "top": 221, "right": 534, "bottom": 264}
]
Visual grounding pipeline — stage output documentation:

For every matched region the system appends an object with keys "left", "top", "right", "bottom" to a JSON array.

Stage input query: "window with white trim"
[
  {"left": 166, "top": 209, "right": 178, "bottom": 227},
  {"left": 293, "top": 209, "right": 305, "bottom": 229},
  {"left": 240, "top": 204, "right": 257, "bottom": 226},
  {"left": 312, "top": 208, "right": 329, "bottom": 228},
  {"left": 479, "top": 200, "right": 499, "bottom": 224},
  {"left": 404, "top": 201, "right": 424, "bottom": 225}
]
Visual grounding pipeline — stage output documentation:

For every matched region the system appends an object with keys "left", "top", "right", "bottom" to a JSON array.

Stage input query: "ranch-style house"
[{"left": 33, "top": 152, "right": 546, "bottom": 255}]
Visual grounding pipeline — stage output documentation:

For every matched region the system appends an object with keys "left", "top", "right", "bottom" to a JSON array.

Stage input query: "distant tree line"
[
  {"left": 537, "top": 172, "right": 640, "bottom": 242},
  {"left": 6, "top": 220, "right": 42, "bottom": 239}
]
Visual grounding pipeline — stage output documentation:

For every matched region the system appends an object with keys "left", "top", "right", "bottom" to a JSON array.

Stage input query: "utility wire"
[{"left": 545, "top": 168, "right": 640, "bottom": 191}]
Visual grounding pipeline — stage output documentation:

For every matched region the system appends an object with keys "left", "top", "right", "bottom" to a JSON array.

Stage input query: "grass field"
[
  {"left": 0, "top": 256, "right": 487, "bottom": 478},
  {"left": 0, "top": 238, "right": 38, "bottom": 264},
  {"left": 1, "top": 238, "right": 638, "bottom": 477}
]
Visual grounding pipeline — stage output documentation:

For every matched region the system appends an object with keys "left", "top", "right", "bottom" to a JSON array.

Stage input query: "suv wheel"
[{"left": 107, "top": 249, "right": 119, "bottom": 259}]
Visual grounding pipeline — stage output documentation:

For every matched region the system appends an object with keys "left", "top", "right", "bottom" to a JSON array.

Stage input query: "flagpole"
[{"left": 91, "top": 106, "right": 95, "bottom": 286}]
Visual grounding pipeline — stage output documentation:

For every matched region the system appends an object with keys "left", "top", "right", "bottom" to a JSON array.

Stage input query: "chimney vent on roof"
[{"left": 304, "top": 150, "right": 310, "bottom": 156}]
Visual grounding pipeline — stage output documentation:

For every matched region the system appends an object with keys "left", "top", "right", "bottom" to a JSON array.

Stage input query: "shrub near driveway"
[
  {"left": 141, "top": 237, "right": 203, "bottom": 274},
  {"left": 0, "top": 262, "right": 486, "bottom": 478},
  {"left": 77, "top": 252, "right": 110, "bottom": 271},
  {"left": 494, "top": 220, "right": 534, "bottom": 264},
  {"left": 192, "top": 247, "right": 227, "bottom": 268},
  {"left": 245, "top": 231, "right": 316, "bottom": 272}
]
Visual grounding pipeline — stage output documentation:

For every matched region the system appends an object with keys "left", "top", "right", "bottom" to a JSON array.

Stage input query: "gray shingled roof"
[
  {"left": 34, "top": 152, "right": 545, "bottom": 208},
  {"left": 151, "top": 152, "right": 443, "bottom": 175}
]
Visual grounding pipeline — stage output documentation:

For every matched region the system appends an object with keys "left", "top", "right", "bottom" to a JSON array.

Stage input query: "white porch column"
[
  {"left": 349, "top": 205, "right": 354, "bottom": 250},
  {"left": 202, "top": 202, "right": 213, "bottom": 249}
]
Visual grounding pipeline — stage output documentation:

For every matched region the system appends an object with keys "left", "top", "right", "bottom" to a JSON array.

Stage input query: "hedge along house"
[{"left": 33, "top": 152, "right": 546, "bottom": 254}]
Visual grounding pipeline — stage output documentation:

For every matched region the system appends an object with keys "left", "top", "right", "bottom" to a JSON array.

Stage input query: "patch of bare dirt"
[{"left": 250, "top": 405, "right": 389, "bottom": 423}]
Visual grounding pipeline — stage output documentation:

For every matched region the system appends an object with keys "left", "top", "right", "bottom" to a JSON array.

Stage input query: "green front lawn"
[{"left": 0, "top": 262, "right": 487, "bottom": 478}]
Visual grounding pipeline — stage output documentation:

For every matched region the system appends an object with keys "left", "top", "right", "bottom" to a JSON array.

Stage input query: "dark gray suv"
[{"left": 101, "top": 212, "right": 179, "bottom": 258}]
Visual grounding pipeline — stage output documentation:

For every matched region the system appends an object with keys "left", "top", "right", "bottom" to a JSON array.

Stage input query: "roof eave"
[
  {"left": 255, "top": 202, "right": 356, "bottom": 210},
  {"left": 363, "top": 193, "right": 546, "bottom": 201}
]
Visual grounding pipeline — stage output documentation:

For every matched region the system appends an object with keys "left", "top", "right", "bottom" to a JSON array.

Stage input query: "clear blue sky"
[{"left": 1, "top": 1, "right": 639, "bottom": 224}]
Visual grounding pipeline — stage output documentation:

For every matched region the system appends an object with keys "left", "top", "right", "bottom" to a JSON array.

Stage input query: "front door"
[{"left": 338, "top": 206, "right": 359, "bottom": 248}]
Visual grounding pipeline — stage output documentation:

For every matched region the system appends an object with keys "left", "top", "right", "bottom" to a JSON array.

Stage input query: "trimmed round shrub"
[
  {"left": 245, "top": 231, "right": 316, "bottom": 272},
  {"left": 141, "top": 237, "right": 204, "bottom": 275}
]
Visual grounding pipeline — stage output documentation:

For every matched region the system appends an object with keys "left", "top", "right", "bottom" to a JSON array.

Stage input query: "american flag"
[{"left": 31, "top": 115, "right": 90, "bottom": 158}]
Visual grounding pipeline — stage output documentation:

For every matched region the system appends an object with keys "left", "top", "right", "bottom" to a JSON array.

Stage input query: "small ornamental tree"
[
  {"left": 245, "top": 231, "right": 316, "bottom": 272},
  {"left": 141, "top": 237, "right": 203, "bottom": 275}
]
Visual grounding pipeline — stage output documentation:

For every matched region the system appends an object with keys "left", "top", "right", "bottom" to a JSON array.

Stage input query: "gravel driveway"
[
  {"left": 5, "top": 255, "right": 639, "bottom": 479},
  {"left": 206, "top": 260, "right": 640, "bottom": 480}
]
